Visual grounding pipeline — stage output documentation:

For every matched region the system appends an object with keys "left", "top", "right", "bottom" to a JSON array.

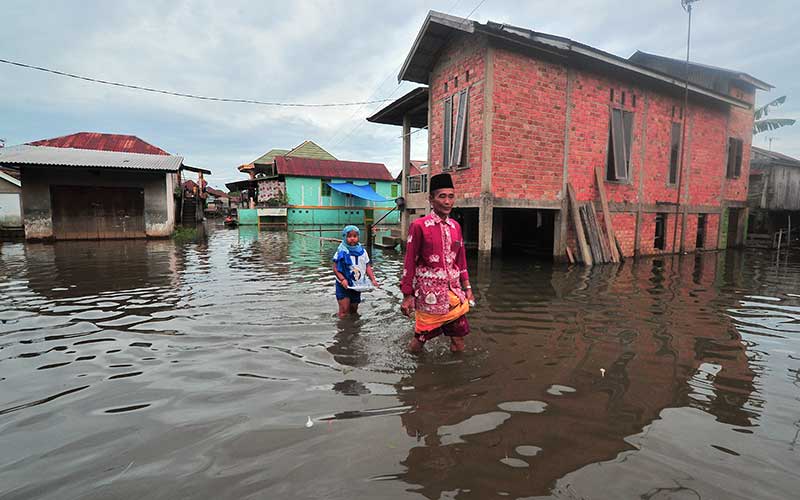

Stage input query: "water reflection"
[
  {"left": 396, "top": 253, "right": 759, "bottom": 498},
  {"left": 0, "top": 228, "right": 799, "bottom": 500}
]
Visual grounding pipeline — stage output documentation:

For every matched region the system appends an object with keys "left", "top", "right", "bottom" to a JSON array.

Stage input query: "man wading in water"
[{"left": 400, "top": 173, "right": 474, "bottom": 353}]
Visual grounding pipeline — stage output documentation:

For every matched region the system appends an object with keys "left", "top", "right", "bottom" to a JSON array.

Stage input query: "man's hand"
[
  {"left": 465, "top": 288, "right": 475, "bottom": 302},
  {"left": 401, "top": 295, "right": 415, "bottom": 317},
  {"left": 371, "top": 278, "right": 381, "bottom": 289},
  {"left": 339, "top": 278, "right": 348, "bottom": 289}
]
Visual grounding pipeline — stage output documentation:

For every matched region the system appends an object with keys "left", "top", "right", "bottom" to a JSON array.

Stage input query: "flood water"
[{"left": 1, "top": 225, "right": 799, "bottom": 499}]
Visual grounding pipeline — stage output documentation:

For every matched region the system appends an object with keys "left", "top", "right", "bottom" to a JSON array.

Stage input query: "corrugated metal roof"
[
  {"left": 0, "top": 145, "right": 183, "bottom": 171},
  {"left": 275, "top": 156, "right": 393, "bottom": 181},
  {"left": 285, "top": 141, "right": 336, "bottom": 160},
  {"left": 29, "top": 132, "right": 170, "bottom": 155},
  {"left": 751, "top": 146, "right": 800, "bottom": 169},
  {"left": 253, "top": 148, "right": 290, "bottom": 165}
]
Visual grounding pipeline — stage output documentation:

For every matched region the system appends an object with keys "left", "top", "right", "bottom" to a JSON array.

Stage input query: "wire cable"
[{"left": 0, "top": 58, "right": 396, "bottom": 108}]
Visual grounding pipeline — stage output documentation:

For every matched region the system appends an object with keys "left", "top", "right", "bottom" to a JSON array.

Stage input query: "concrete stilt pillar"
[{"left": 478, "top": 194, "right": 493, "bottom": 254}]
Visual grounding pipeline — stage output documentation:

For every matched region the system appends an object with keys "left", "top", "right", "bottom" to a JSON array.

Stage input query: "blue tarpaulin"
[{"left": 327, "top": 182, "right": 388, "bottom": 202}]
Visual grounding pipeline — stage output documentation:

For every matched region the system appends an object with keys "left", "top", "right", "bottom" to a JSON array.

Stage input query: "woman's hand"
[{"left": 401, "top": 295, "right": 415, "bottom": 317}]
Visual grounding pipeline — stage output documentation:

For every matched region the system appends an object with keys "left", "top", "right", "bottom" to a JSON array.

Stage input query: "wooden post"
[
  {"left": 567, "top": 183, "right": 592, "bottom": 266},
  {"left": 788, "top": 215, "right": 792, "bottom": 250},
  {"left": 594, "top": 166, "right": 620, "bottom": 262},
  {"left": 400, "top": 115, "right": 411, "bottom": 241}
]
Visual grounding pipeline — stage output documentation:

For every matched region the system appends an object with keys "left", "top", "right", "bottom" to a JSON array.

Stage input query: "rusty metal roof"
[
  {"left": 0, "top": 145, "right": 183, "bottom": 171},
  {"left": 275, "top": 156, "right": 393, "bottom": 181},
  {"left": 29, "top": 132, "right": 170, "bottom": 155}
]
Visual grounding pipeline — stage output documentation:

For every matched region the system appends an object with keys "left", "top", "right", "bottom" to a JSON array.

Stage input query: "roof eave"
[{"left": 398, "top": 11, "right": 475, "bottom": 84}]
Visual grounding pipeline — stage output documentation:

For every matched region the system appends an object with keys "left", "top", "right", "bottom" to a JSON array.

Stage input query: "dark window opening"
[
  {"left": 369, "top": 181, "right": 377, "bottom": 193},
  {"left": 622, "top": 91, "right": 626, "bottom": 106},
  {"left": 696, "top": 213, "right": 707, "bottom": 249},
  {"left": 669, "top": 122, "right": 681, "bottom": 185},
  {"left": 444, "top": 82, "right": 448, "bottom": 93},
  {"left": 454, "top": 76, "right": 458, "bottom": 88},
  {"left": 466, "top": 70, "right": 470, "bottom": 82},
  {"left": 321, "top": 179, "right": 332, "bottom": 197},
  {"left": 606, "top": 108, "right": 634, "bottom": 181},
  {"left": 632, "top": 95, "right": 637, "bottom": 107},
  {"left": 610, "top": 88, "right": 615, "bottom": 102},
  {"left": 726, "top": 137, "right": 743, "bottom": 179},
  {"left": 444, "top": 88, "right": 469, "bottom": 170},
  {"left": 654, "top": 213, "right": 667, "bottom": 250},
  {"left": 443, "top": 96, "right": 453, "bottom": 169}
]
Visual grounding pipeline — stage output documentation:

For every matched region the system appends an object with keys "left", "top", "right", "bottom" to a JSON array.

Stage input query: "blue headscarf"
[{"left": 337, "top": 225, "right": 365, "bottom": 256}]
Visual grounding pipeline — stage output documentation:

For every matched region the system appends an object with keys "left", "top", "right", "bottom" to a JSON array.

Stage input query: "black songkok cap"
[{"left": 429, "top": 173, "right": 454, "bottom": 192}]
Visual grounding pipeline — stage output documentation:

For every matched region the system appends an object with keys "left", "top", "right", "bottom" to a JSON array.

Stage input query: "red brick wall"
[
  {"left": 426, "top": 38, "right": 757, "bottom": 257},
  {"left": 429, "top": 34, "right": 487, "bottom": 200},
  {"left": 490, "top": 48, "right": 567, "bottom": 200}
]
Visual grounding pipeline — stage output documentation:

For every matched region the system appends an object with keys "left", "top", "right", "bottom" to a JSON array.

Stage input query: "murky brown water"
[{"left": 1, "top": 224, "right": 799, "bottom": 499}]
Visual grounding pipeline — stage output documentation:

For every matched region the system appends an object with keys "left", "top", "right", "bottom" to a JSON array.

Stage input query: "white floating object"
[
  {"left": 600, "top": 368, "right": 606, "bottom": 377},
  {"left": 306, "top": 416, "right": 314, "bottom": 428}
]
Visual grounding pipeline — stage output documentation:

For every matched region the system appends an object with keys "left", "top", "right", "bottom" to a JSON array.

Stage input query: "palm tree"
[{"left": 753, "top": 95, "right": 796, "bottom": 134}]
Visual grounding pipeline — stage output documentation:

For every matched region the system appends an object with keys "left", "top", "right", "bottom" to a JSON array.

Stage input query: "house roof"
[
  {"left": 253, "top": 148, "right": 290, "bottom": 165},
  {"left": 275, "top": 156, "right": 394, "bottom": 181},
  {"left": 29, "top": 132, "right": 170, "bottom": 155},
  {"left": 751, "top": 146, "right": 800, "bottom": 169},
  {"left": 0, "top": 145, "right": 183, "bottom": 172},
  {"left": 285, "top": 141, "right": 336, "bottom": 160},
  {"left": 399, "top": 11, "right": 757, "bottom": 109},
  {"left": 367, "top": 87, "right": 429, "bottom": 128},
  {"left": 205, "top": 187, "right": 228, "bottom": 198},
  {"left": 409, "top": 160, "right": 428, "bottom": 176},
  {"left": 629, "top": 51, "right": 772, "bottom": 92}
]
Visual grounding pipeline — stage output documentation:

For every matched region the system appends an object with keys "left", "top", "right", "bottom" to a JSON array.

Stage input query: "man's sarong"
[{"left": 414, "top": 291, "right": 470, "bottom": 341}]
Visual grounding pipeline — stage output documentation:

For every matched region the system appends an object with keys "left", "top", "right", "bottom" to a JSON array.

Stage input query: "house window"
[
  {"left": 606, "top": 108, "right": 634, "bottom": 181},
  {"left": 443, "top": 88, "right": 469, "bottom": 171},
  {"left": 696, "top": 213, "right": 707, "bottom": 249},
  {"left": 654, "top": 213, "right": 667, "bottom": 250},
  {"left": 321, "top": 179, "right": 332, "bottom": 197},
  {"left": 391, "top": 183, "right": 399, "bottom": 198},
  {"left": 369, "top": 181, "right": 377, "bottom": 193},
  {"left": 726, "top": 137, "right": 743, "bottom": 178},
  {"left": 669, "top": 122, "right": 681, "bottom": 185}
]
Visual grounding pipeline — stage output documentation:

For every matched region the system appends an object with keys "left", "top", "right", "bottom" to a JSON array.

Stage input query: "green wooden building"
[{"left": 227, "top": 141, "right": 400, "bottom": 227}]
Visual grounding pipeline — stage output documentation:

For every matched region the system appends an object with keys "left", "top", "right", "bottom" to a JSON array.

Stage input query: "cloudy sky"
[{"left": 2, "top": 0, "right": 798, "bottom": 189}]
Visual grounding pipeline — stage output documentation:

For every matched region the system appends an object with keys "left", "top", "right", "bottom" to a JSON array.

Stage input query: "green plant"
[{"left": 172, "top": 226, "right": 198, "bottom": 242}]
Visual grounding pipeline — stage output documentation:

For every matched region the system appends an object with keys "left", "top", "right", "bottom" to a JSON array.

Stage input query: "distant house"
[
  {"left": 747, "top": 146, "right": 800, "bottom": 244},
  {"left": 204, "top": 187, "right": 230, "bottom": 217},
  {"left": 0, "top": 145, "right": 186, "bottom": 240},
  {"left": 227, "top": 140, "right": 400, "bottom": 226},
  {"left": 0, "top": 168, "right": 22, "bottom": 232}
]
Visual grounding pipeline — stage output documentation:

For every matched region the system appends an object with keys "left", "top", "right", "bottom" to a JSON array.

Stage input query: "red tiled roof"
[
  {"left": 275, "top": 157, "right": 393, "bottom": 181},
  {"left": 29, "top": 132, "right": 169, "bottom": 155}
]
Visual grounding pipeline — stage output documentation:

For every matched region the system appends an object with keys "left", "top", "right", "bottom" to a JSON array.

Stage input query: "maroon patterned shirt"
[{"left": 401, "top": 212, "right": 470, "bottom": 315}]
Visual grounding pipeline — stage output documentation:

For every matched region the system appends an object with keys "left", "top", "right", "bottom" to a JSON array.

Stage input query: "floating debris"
[
  {"left": 600, "top": 368, "right": 606, "bottom": 377},
  {"left": 306, "top": 416, "right": 314, "bottom": 428}
]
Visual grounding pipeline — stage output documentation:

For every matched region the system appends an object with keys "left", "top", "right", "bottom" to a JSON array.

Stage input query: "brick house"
[{"left": 369, "top": 11, "right": 771, "bottom": 258}]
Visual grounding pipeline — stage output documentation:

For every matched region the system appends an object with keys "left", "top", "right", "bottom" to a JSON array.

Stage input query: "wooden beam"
[
  {"left": 567, "top": 183, "right": 592, "bottom": 266},
  {"left": 595, "top": 166, "right": 621, "bottom": 262}
]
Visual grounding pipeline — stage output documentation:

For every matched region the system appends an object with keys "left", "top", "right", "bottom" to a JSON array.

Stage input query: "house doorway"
[
  {"left": 51, "top": 185, "right": 146, "bottom": 240},
  {"left": 726, "top": 208, "right": 741, "bottom": 248},
  {"left": 495, "top": 208, "right": 556, "bottom": 258}
]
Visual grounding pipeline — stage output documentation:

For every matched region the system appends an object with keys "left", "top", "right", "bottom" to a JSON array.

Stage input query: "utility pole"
[{"left": 672, "top": 0, "right": 700, "bottom": 253}]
